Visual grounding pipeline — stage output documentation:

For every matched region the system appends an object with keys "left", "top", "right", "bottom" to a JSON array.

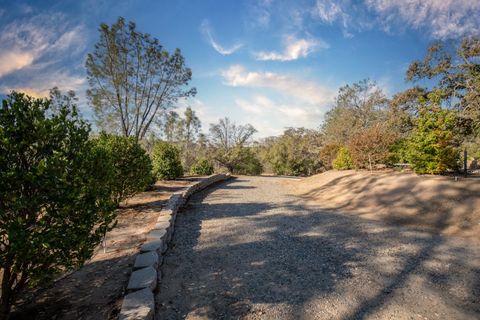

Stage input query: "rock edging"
[{"left": 118, "top": 174, "right": 231, "bottom": 320}]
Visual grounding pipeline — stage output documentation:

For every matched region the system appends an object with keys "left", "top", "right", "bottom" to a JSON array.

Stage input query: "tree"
[
  {"left": 190, "top": 158, "right": 214, "bottom": 175},
  {"left": 319, "top": 143, "right": 341, "bottom": 170},
  {"left": 163, "top": 111, "right": 181, "bottom": 143},
  {"left": 177, "top": 107, "right": 201, "bottom": 170},
  {"left": 209, "top": 118, "right": 257, "bottom": 172},
  {"left": 92, "top": 133, "right": 152, "bottom": 204},
  {"left": 349, "top": 125, "right": 396, "bottom": 170},
  {"left": 332, "top": 147, "right": 353, "bottom": 170},
  {"left": 407, "top": 91, "right": 460, "bottom": 174},
  {"left": 407, "top": 37, "right": 480, "bottom": 133},
  {"left": 151, "top": 141, "right": 184, "bottom": 180},
  {"left": 267, "top": 128, "right": 323, "bottom": 176},
  {"left": 0, "top": 92, "right": 116, "bottom": 319},
  {"left": 322, "top": 79, "right": 389, "bottom": 144},
  {"left": 86, "top": 17, "right": 196, "bottom": 140},
  {"left": 231, "top": 148, "right": 263, "bottom": 175}
]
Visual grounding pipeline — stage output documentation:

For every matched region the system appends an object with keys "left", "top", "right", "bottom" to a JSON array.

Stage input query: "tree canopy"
[{"left": 86, "top": 17, "right": 196, "bottom": 140}]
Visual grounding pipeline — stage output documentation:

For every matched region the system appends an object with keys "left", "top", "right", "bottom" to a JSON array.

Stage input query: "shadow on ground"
[{"left": 156, "top": 177, "right": 480, "bottom": 319}]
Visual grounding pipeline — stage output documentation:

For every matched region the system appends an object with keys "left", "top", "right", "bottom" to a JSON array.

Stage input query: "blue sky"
[{"left": 0, "top": 0, "right": 479, "bottom": 137}]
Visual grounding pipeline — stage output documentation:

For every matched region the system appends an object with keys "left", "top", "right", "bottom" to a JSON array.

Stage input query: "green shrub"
[
  {"left": 232, "top": 148, "right": 263, "bottom": 175},
  {"left": 151, "top": 141, "right": 184, "bottom": 180},
  {"left": 92, "top": 133, "right": 152, "bottom": 204},
  {"left": 190, "top": 158, "right": 214, "bottom": 175},
  {"left": 332, "top": 147, "right": 353, "bottom": 170},
  {"left": 0, "top": 92, "right": 117, "bottom": 319},
  {"left": 388, "top": 139, "right": 409, "bottom": 165},
  {"left": 407, "top": 106, "right": 460, "bottom": 174}
]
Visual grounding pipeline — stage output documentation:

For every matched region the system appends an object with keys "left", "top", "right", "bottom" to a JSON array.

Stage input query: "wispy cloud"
[
  {"left": 200, "top": 19, "right": 243, "bottom": 55},
  {"left": 312, "top": 0, "right": 480, "bottom": 39},
  {"left": 221, "top": 65, "right": 334, "bottom": 105},
  {"left": 248, "top": 0, "right": 274, "bottom": 28},
  {"left": 366, "top": 0, "right": 480, "bottom": 39},
  {"left": 255, "top": 35, "right": 328, "bottom": 61},
  {"left": 0, "top": 12, "right": 87, "bottom": 96}
]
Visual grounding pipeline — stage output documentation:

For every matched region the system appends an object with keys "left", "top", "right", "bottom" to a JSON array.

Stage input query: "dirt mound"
[{"left": 289, "top": 170, "right": 480, "bottom": 241}]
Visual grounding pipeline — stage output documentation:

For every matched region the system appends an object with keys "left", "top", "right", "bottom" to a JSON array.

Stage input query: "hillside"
[{"left": 289, "top": 170, "right": 480, "bottom": 241}]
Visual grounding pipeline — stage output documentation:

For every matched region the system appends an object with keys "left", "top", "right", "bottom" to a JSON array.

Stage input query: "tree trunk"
[{"left": 0, "top": 265, "right": 12, "bottom": 320}]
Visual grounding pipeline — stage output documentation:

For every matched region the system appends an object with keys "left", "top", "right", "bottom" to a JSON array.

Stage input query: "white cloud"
[
  {"left": 255, "top": 35, "right": 328, "bottom": 61},
  {"left": 233, "top": 95, "right": 327, "bottom": 138},
  {"left": 235, "top": 95, "right": 274, "bottom": 114},
  {"left": 0, "top": 71, "right": 86, "bottom": 98},
  {"left": 221, "top": 65, "right": 334, "bottom": 106},
  {"left": 0, "top": 51, "right": 35, "bottom": 77},
  {"left": 366, "top": 0, "right": 480, "bottom": 39},
  {"left": 249, "top": 0, "right": 274, "bottom": 28},
  {"left": 223, "top": 65, "right": 335, "bottom": 137},
  {"left": 315, "top": 0, "right": 345, "bottom": 24},
  {"left": 200, "top": 19, "right": 243, "bottom": 55},
  {"left": 312, "top": 0, "right": 480, "bottom": 39},
  {"left": 0, "top": 13, "right": 87, "bottom": 95},
  {"left": 313, "top": 0, "right": 356, "bottom": 37}
]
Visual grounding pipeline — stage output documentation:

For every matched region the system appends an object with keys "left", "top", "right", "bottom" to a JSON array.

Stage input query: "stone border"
[{"left": 119, "top": 174, "right": 231, "bottom": 320}]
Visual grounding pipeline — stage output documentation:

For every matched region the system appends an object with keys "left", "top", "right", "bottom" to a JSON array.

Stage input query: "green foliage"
[
  {"left": 332, "top": 147, "right": 353, "bottom": 170},
  {"left": 151, "top": 141, "right": 184, "bottom": 180},
  {"left": 388, "top": 139, "right": 409, "bottom": 165},
  {"left": 267, "top": 128, "right": 323, "bottom": 176},
  {"left": 407, "top": 38, "right": 480, "bottom": 135},
  {"left": 232, "top": 148, "right": 263, "bottom": 175},
  {"left": 190, "top": 158, "right": 214, "bottom": 175},
  {"left": 407, "top": 105, "right": 460, "bottom": 174},
  {"left": 92, "top": 133, "right": 152, "bottom": 204},
  {"left": 0, "top": 92, "right": 116, "bottom": 318},
  {"left": 209, "top": 118, "right": 257, "bottom": 173},
  {"left": 86, "top": 17, "right": 196, "bottom": 140},
  {"left": 319, "top": 143, "right": 341, "bottom": 170}
]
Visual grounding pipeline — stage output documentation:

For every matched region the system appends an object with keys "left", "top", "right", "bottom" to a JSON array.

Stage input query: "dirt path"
[{"left": 156, "top": 176, "right": 480, "bottom": 320}]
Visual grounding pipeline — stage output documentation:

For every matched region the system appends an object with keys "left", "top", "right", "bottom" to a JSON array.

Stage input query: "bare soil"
[
  {"left": 10, "top": 180, "right": 194, "bottom": 320},
  {"left": 288, "top": 170, "right": 480, "bottom": 241}
]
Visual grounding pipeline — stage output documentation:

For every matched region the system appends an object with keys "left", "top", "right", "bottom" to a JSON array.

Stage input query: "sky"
[{"left": 0, "top": 0, "right": 479, "bottom": 138}]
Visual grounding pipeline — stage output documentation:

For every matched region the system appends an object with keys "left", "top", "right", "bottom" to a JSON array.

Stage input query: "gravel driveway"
[{"left": 156, "top": 176, "right": 480, "bottom": 320}]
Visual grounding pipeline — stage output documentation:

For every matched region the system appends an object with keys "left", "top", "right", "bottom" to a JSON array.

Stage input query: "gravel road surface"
[{"left": 156, "top": 176, "right": 480, "bottom": 320}]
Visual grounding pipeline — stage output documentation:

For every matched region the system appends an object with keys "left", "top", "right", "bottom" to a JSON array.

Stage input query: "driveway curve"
[{"left": 156, "top": 176, "right": 480, "bottom": 320}]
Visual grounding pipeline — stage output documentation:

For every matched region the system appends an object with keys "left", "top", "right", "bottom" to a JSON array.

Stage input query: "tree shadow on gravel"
[{"left": 157, "top": 177, "right": 480, "bottom": 320}]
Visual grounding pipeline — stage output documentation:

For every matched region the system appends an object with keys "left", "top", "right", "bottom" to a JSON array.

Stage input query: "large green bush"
[
  {"left": 0, "top": 92, "right": 116, "bottom": 319},
  {"left": 232, "top": 148, "right": 263, "bottom": 175},
  {"left": 151, "top": 141, "right": 184, "bottom": 180},
  {"left": 190, "top": 158, "right": 214, "bottom": 175},
  {"left": 332, "top": 147, "right": 353, "bottom": 170},
  {"left": 407, "top": 106, "right": 460, "bottom": 174},
  {"left": 92, "top": 133, "right": 152, "bottom": 204}
]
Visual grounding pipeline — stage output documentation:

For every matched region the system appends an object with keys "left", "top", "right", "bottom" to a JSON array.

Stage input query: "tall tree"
[
  {"left": 86, "top": 17, "right": 196, "bottom": 140},
  {"left": 407, "top": 37, "right": 480, "bottom": 133},
  {"left": 322, "top": 79, "right": 389, "bottom": 144},
  {"left": 177, "top": 107, "right": 201, "bottom": 169},
  {"left": 209, "top": 118, "right": 256, "bottom": 172},
  {"left": 163, "top": 111, "right": 180, "bottom": 143}
]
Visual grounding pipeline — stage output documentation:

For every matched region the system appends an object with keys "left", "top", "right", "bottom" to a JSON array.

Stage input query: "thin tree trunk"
[{"left": 0, "top": 263, "right": 12, "bottom": 320}]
